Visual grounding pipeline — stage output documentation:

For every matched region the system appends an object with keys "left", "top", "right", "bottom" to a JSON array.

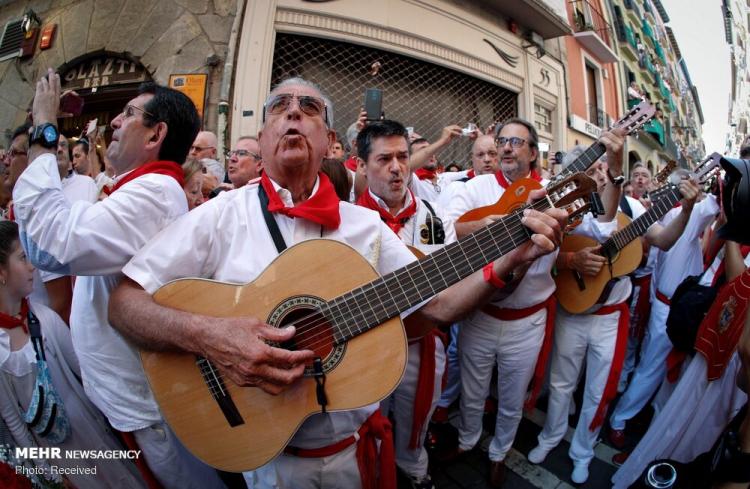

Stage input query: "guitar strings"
[{"left": 286, "top": 196, "right": 565, "bottom": 353}]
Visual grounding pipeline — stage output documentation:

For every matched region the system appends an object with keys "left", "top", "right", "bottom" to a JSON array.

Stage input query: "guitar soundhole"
[
  {"left": 279, "top": 307, "right": 333, "bottom": 360},
  {"left": 268, "top": 295, "right": 347, "bottom": 376}
]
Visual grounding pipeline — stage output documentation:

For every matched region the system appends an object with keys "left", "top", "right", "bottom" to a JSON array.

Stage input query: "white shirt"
[
  {"left": 38, "top": 174, "right": 99, "bottom": 284},
  {"left": 409, "top": 171, "right": 468, "bottom": 202},
  {"left": 365, "top": 189, "right": 457, "bottom": 254},
  {"left": 13, "top": 153, "right": 188, "bottom": 431},
  {"left": 698, "top": 245, "right": 750, "bottom": 287},
  {"left": 123, "top": 177, "right": 419, "bottom": 448},
  {"left": 652, "top": 195, "right": 720, "bottom": 298}
]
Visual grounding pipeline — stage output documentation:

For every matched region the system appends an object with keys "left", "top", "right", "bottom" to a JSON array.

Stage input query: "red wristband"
[{"left": 483, "top": 263, "right": 506, "bottom": 289}]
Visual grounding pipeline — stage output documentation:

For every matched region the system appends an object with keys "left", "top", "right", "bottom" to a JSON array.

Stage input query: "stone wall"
[{"left": 0, "top": 0, "right": 237, "bottom": 140}]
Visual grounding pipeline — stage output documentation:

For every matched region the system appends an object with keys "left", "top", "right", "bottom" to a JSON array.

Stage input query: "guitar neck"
[
  {"left": 327, "top": 200, "right": 548, "bottom": 344},
  {"left": 552, "top": 142, "right": 606, "bottom": 184},
  {"left": 602, "top": 186, "right": 681, "bottom": 256}
]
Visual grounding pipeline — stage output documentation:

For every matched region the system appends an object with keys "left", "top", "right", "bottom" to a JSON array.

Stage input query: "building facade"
[{"left": 724, "top": 0, "right": 750, "bottom": 155}]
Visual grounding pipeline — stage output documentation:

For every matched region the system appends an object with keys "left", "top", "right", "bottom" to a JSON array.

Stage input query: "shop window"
[{"left": 271, "top": 33, "right": 518, "bottom": 168}]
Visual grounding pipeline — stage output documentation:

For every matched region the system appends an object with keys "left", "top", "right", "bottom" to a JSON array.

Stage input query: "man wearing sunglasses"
[
  {"left": 110, "top": 77, "right": 567, "bottom": 489},
  {"left": 13, "top": 68, "right": 225, "bottom": 488},
  {"left": 226, "top": 136, "right": 262, "bottom": 188}
]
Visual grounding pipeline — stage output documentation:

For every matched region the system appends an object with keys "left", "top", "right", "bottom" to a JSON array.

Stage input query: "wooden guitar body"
[
  {"left": 141, "top": 239, "right": 407, "bottom": 472},
  {"left": 456, "top": 177, "right": 542, "bottom": 223},
  {"left": 555, "top": 213, "right": 642, "bottom": 313}
]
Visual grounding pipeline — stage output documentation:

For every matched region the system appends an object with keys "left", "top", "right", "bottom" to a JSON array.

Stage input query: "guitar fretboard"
[
  {"left": 551, "top": 142, "right": 606, "bottom": 184},
  {"left": 324, "top": 199, "right": 550, "bottom": 344},
  {"left": 602, "top": 186, "right": 681, "bottom": 257}
]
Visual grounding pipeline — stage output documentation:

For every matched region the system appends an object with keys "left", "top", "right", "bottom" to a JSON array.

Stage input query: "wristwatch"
[
  {"left": 30, "top": 123, "right": 60, "bottom": 149},
  {"left": 607, "top": 168, "right": 626, "bottom": 187}
]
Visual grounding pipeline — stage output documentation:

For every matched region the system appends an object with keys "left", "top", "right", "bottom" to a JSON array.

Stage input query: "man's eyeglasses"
[
  {"left": 225, "top": 149, "right": 260, "bottom": 160},
  {"left": 263, "top": 93, "right": 328, "bottom": 125},
  {"left": 121, "top": 104, "right": 154, "bottom": 119},
  {"left": 495, "top": 136, "right": 527, "bottom": 149},
  {"left": 8, "top": 148, "right": 27, "bottom": 157},
  {"left": 191, "top": 145, "right": 215, "bottom": 153}
]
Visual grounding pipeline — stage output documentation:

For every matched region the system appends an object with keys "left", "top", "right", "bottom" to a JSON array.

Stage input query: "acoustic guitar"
[
  {"left": 457, "top": 99, "right": 656, "bottom": 224},
  {"left": 555, "top": 154, "right": 721, "bottom": 313},
  {"left": 141, "top": 174, "right": 598, "bottom": 472}
]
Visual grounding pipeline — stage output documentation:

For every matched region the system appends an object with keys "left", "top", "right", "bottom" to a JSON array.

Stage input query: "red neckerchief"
[
  {"left": 259, "top": 171, "right": 341, "bottom": 230},
  {"left": 111, "top": 161, "right": 184, "bottom": 193},
  {"left": 414, "top": 168, "right": 437, "bottom": 181},
  {"left": 344, "top": 156, "right": 359, "bottom": 172},
  {"left": 466, "top": 169, "right": 476, "bottom": 180},
  {"left": 494, "top": 169, "right": 542, "bottom": 189},
  {"left": 356, "top": 189, "right": 417, "bottom": 235},
  {"left": 0, "top": 298, "right": 29, "bottom": 333}
]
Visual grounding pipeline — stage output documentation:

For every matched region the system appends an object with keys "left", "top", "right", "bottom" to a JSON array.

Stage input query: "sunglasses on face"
[{"left": 263, "top": 93, "right": 328, "bottom": 125}]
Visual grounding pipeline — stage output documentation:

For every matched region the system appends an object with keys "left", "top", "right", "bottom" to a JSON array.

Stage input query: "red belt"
[
  {"left": 480, "top": 296, "right": 557, "bottom": 412},
  {"left": 655, "top": 289, "right": 671, "bottom": 306},
  {"left": 284, "top": 409, "right": 396, "bottom": 489},
  {"left": 589, "top": 301, "right": 630, "bottom": 431},
  {"left": 408, "top": 329, "right": 447, "bottom": 450}
]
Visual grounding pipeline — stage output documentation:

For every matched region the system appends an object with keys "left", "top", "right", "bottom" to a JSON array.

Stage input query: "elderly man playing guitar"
[{"left": 108, "top": 77, "right": 569, "bottom": 489}]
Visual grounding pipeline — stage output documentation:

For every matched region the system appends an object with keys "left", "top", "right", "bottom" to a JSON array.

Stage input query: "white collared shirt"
[
  {"left": 13, "top": 152, "right": 187, "bottom": 431},
  {"left": 124, "top": 177, "right": 419, "bottom": 448}
]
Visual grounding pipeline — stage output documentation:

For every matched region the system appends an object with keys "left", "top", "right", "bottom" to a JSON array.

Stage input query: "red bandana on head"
[
  {"left": 111, "top": 161, "right": 185, "bottom": 193},
  {"left": 414, "top": 168, "right": 437, "bottom": 181},
  {"left": 0, "top": 298, "right": 29, "bottom": 333},
  {"left": 259, "top": 171, "right": 341, "bottom": 230},
  {"left": 494, "top": 169, "right": 542, "bottom": 189},
  {"left": 356, "top": 189, "right": 417, "bottom": 235}
]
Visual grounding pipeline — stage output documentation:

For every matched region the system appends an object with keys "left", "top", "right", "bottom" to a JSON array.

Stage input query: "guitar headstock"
[
  {"left": 544, "top": 173, "right": 600, "bottom": 223},
  {"left": 653, "top": 160, "right": 677, "bottom": 185},
  {"left": 613, "top": 99, "right": 656, "bottom": 135},
  {"left": 651, "top": 153, "right": 722, "bottom": 202}
]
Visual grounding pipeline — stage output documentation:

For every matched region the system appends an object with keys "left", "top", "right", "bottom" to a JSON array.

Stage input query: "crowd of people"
[{"left": 0, "top": 67, "right": 748, "bottom": 489}]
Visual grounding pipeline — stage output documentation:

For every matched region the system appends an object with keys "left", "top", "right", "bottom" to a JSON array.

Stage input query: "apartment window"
[
  {"left": 585, "top": 62, "right": 604, "bottom": 127},
  {"left": 534, "top": 103, "right": 553, "bottom": 134}
]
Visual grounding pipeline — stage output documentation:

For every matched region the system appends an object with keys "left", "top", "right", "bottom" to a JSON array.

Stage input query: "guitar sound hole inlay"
[{"left": 268, "top": 295, "right": 346, "bottom": 376}]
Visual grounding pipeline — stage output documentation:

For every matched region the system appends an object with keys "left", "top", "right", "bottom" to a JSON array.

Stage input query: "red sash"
[
  {"left": 356, "top": 190, "right": 417, "bottom": 235},
  {"left": 590, "top": 302, "right": 630, "bottom": 430},
  {"left": 695, "top": 270, "right": 750, "bottom": 380},
  {"left": 479, "top": 296, "right": 557, "bottom": 411},
  {"left": 408, "top": 329, "right": 447, "bottom": 449},
  {"left": 655, "top": 289, "right": 671, "bottom": 306},
  {"left": 284, "top": 409, "right": 395, "bottom": 489},
  {"left": 111, "top": 161, "right": 184, "bottom": 193}
]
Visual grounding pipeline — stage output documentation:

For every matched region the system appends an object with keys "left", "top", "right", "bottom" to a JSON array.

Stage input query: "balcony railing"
[
  {"left": 642, "top": 19, "right": 655, "bottom": 44},
  {"left": 643, "top": 118, "right": 665, "bottom": 146},
  {"left": 569, "top": 0, "right": 617, "bottom": 62}
]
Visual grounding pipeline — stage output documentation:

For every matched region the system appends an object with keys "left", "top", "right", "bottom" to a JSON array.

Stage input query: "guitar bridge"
[{"left": 196, "top": 357, "right": 245, "bottom": 427}]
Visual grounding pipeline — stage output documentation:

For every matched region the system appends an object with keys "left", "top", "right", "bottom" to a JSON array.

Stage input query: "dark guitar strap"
[{"left": 257, "top": 185, "right": 329, "bottom": 413}]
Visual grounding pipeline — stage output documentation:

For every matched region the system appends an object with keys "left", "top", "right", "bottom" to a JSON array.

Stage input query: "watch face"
[{"left": 42, "top": 125, "right": 58, "bottom": 143}]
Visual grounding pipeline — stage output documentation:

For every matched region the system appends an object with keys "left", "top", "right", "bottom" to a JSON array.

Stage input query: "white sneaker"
[
  {"left": 527, "top": 445, "right": 549, "bottom": 464},
  {"left": 571, "top": 462, "right": 589, "bottom": 484}
]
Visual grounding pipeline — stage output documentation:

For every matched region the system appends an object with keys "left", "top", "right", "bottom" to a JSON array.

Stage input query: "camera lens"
[{"left": 645, "top": 462, "right": 677, "bottom": 488}]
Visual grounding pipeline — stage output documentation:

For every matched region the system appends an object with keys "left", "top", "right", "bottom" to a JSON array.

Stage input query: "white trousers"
[
  {"left": 535, "top": 308, "right": 621, "bottom": 465},
  {"left": 611, "top": 354, "right": 748, "bottom": 489},
  {"left": 382, "top": 337, "right": 446, "bottom": 477},
  {"left": 610, "top": 299, "right": 671, "bottom": 430},
  {"left": 437, "top": 324, "right": 460, "bottom": 409},
  {"left": 133, "top": 421, "right": 226, "bottom": 489},
  {"left": 458, "top": 309, "right": 545, "bottom": 462},
  {"left": 245, "top": 444, "right": 362, "bottom": 489}
]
